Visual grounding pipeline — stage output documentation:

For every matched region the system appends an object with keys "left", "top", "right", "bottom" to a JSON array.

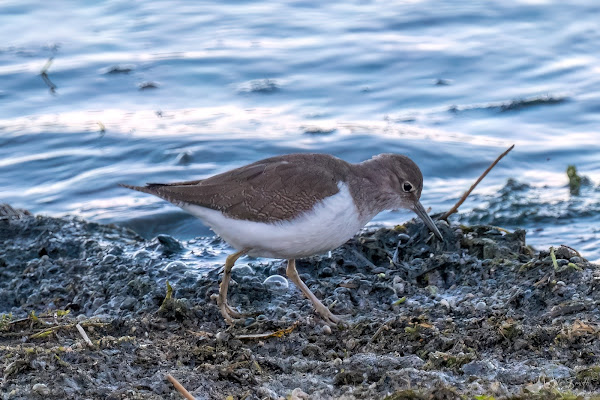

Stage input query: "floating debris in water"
[
  {"left": 567, "top": 165, "right": 582, "bottom": 195},
  {"left": 138, "top": 81, "right": 159, "bottom": 90},
  {"left": 175, "top": 150, "right": 193, "bottom": 165},
  {"left": 237, "top": 78, "right": 280, "bottom": 93},
  {"left": 301, "top": 125, "right": 337, "bottom": 135},
  {"left": 102, "top": 64, "right": 135, "bottom": 74},
  {"left": 448, "top": 94, "right": 567, "bottom": 113},
  {"left": 434, "top": 78, "right": 452, "bottom": 86},
  {"left": 40, "top": 56, "right": 57, "bottom": 94}
]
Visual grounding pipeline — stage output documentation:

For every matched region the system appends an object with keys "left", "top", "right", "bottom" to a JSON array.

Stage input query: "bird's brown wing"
[{"left": 121, "top": 154, "right": 350, "bottom": 223}]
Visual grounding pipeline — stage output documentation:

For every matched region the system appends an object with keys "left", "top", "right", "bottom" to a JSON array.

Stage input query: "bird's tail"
[{"left": 118, "top": 183, "right": 164, "bottom": 195}]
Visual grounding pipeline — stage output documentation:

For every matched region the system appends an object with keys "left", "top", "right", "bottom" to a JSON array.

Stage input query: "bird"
[{"left": 121, "top": 153, "right": 442, "bottom": 325}]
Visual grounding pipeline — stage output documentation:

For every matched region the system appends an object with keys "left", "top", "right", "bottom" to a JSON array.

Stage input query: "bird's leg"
[
  {"left": 217, "top": 249, "right": 248, "bottom": 324},
  {"left": 286, "top": 259, "right": 341, "bottom": 326}
]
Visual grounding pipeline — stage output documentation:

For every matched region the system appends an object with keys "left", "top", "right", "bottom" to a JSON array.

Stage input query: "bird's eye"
[{"left": 402, "top": 182, "right": 413, "bottom": 192}]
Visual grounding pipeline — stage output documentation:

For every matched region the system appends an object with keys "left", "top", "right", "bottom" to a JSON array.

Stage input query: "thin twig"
[
  {"left": 76, "top": 323, "right": 94, "bottom": 347},
  {"left": 236, "top": 321, "right": 299, "bottom": 340},
  {"left": 533, "top": 272, "right": 552, "bottom": 288},
  {"left": 369, "top": 317, "right": 396, "bottom": 344},
  {"left": 560, "top": 244, "right": 585, "bottom": 260},
  {"left": 27, "top": 321, "right": 108, "bottom": 340},
  {"left": 167, "top": 374, "right": 195, "bottom": 400},
  {"left": 440, "top": 144, "right": 515, "bottom": 221}
]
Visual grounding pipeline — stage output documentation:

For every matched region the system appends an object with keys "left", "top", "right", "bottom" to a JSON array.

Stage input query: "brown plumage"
[{"left": 121, "top": 153, "right": 352, "bottom": 223}]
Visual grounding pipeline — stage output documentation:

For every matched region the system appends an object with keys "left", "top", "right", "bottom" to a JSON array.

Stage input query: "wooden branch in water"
[{"left": 440, "top": 144, "right": 515, "bottom": 221}]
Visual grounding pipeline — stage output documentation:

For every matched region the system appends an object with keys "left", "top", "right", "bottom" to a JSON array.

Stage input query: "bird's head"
[{"left": 371, "top": 153, "right": 443, "bottom": 240}]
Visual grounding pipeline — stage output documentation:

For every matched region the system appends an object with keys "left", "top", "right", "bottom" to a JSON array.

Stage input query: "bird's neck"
[{"left": 347, "top": 159, "right": 398, "bottom": 221}]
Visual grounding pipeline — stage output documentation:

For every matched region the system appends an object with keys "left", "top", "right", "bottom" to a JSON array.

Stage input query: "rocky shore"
[{"left": 1, "top": 205, "right": 599, "bottom": 399}]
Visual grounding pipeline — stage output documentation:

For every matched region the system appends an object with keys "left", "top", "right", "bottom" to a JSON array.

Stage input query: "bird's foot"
[
  {"left": 217, "top": 297, "right": 258, "bottom": 325},
  {"left": 313, "top": 303, "right": 343, "bottom": 326},
  {"left": 217, "top": 299, "right": 243, "bottom": 325}
]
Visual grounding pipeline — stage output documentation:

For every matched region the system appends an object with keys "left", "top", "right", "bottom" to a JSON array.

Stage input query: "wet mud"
[{"left": 1, "top": 205, "right": 600, "bottom": 399}]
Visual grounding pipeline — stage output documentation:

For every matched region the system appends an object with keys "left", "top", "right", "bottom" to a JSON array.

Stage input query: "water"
[{"left": 1, "top": 0, "right": 599, "bottom": 262}]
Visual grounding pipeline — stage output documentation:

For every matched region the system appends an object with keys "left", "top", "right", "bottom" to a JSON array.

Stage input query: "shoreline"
[{"left": 1, "top": 205, "right": 599, "bottom": 399}]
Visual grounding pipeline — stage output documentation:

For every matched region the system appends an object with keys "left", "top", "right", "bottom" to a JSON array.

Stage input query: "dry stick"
[
  {"left": 167, "top": 374, "right": 195, "bottom": 400},
  {"left": 369, "top": 317, "right": 396, "bottom": 344},
  {"left": 75, "top": 323, "right": 94, "bottom": 347},
  {"left": 561, "top": 244, "right": 584, "bottom": 260},
  {"left": 236, "top": 321, "right": 300, "bottom": 340},
  {"left": 440, "top": 144, "right": 515, "bottom": 221}
]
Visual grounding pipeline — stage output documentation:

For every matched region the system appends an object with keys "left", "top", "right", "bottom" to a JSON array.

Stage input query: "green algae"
[{"left": 567, "top": 165, "right": 582, "bottom": 195}]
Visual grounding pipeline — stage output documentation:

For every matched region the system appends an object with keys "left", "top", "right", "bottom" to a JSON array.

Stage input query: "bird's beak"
[{"left": 413, "top": 201, "right": 443, "bottom": 240}]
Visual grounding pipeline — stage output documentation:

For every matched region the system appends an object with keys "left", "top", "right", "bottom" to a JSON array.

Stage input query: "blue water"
[{"left": 1, "top": 1, "right": 599, "bottom": 262}]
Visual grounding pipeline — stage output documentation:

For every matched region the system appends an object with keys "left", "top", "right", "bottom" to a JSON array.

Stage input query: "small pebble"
[
  {"left": 263, "top": 275, "right": 289, "bottom": 292},
  {"left": 241, "top": 275, "right": 261, "bottom": 284},
  {"left": 269, "top": 263, "right": 286, "bottom": 276},
  {"left": 290, "top": 388, "right": 309, "bottom": 400},
  {"left": 32, "top": 383, "right": 50, "bottom": 396},
  {"left": 101, "top": 254, "right": 117, "bottom": 264},
  {"left": 157, "top": 234, "right": 183, "bottom": 253},
  {"left": 120, "top": 297, "right": 136, "bottom": 310},
  {"left": 475, "top": 301, "right": 487, "bottom": 311},
  {"left": 397, "top": 233, "right": 410, "bottom": 245},
  {"left": 440, "top": 299, "right": 450, "bottom": 309},
  {"left": 322, "top": 325, "right": 332, "bottom": 335},
  {"left": 569, "top": 256, "right": 582, "bottom": 264},
  {"left": 345, "top": 338, "right": 358, "bottom": 350},
  {"left": 393, "top": 282, "right": 405, "bottom": 295},
  {"left": 133, "top": 250, "right": 152, "bottom": 266}
]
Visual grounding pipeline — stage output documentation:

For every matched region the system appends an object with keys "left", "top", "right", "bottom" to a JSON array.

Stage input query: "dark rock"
[{"left": 156, "top": 234, "right": 184, "bottom": 254}]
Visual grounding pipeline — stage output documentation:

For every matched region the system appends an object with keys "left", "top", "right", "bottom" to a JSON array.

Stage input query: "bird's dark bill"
[{"left": 413, "top": 201, "right": 443, "bottom": 240}]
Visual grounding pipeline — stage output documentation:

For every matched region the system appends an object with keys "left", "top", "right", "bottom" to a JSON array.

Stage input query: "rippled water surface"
[{"left": 1, "top": 0, "right": 599, "bottom": 262}]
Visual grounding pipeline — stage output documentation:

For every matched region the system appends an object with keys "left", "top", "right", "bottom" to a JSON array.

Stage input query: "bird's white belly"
[{"left": 180, "top": 182, "right": 369, "bottom": 259}]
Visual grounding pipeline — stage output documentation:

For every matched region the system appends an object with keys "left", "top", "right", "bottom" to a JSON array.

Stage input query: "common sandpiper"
[{"left": 121, "top": 153, "right": 442, "bottom": 325}]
